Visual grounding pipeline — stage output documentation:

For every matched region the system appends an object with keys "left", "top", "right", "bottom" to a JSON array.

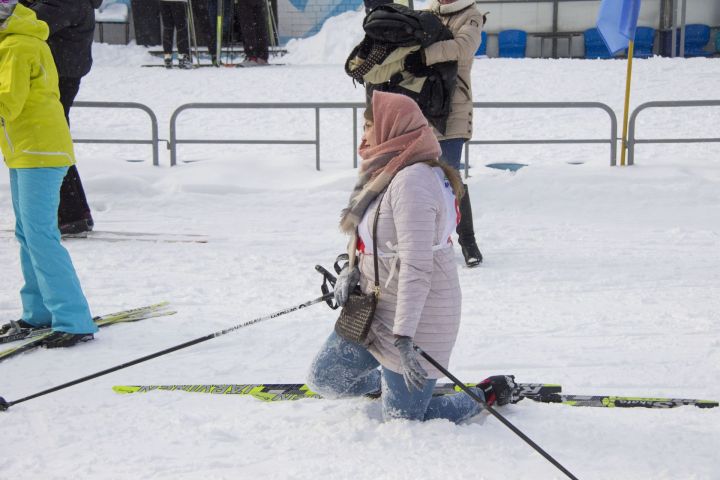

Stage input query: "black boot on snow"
[
  {"left": 460, "top": 242, "right": 483, "bottom": 267},
  {"left": 164, "top": 54, "right": 172, "bottom": 69},
  {"left": 41, "top": 332, "right": 94, "bottom": 349},
  {"left": 457, "top": 184, "right": 483, "bottom": 267},
  {"left": 178, "top": 54, "right": 193, "bottom": 69},
  {"left": 59, "top": 218, "right": 93, "bottom": 236}
]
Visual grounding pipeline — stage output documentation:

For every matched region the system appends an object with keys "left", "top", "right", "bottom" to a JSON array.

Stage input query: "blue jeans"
[
  {"left": 10, "top": 168, "right": 97, "bottom": 334},
  {"left": 308, "top": 331, "right": 483, "bottom": 422},
  {"left": 439, "top": 138, "right": 466, "bottom": 171}
]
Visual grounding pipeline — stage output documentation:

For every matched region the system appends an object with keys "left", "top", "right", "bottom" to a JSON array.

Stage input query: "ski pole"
[
  {"left": 414, "top": 345, "right": 579, "bottom": 480},
  {"left": 0, "top": 292, "right": 333, "bottom": 412}
]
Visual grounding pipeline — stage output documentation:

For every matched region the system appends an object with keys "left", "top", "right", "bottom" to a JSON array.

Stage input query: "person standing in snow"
[
  {"left": 20, "top": 0, "right": 100, "bottom": 235},
  {"left": 236, "top": 0, "right": 271, "bottom": 66},
  {"left": 0, "top": 0, "right": 97, "bottom": 347},
  {"left": 404, "top": 0, "right": 486, "bottom": 267},
  {"left": 159, "top": 0, "right": 193, "bottom": 69},
  {"left": 308, "top": 91, "right": 513, "bottom": 422}
]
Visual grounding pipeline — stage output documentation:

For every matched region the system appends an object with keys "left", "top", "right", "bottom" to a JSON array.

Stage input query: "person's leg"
[
  {"left": 439, "top": 138, "right": 483, "bottom": 267},
  {"left": 381, "top": 368, "right": 484, "bottom": 423},
  {"left": 439, "top": 138, "right": 465, "bottom": 171},
  {"left": 57, "top": 77, "right": 93, "bottom": 234},
  {"left": 381, "top": 368, "right": 436, "bottom": 421},
  {"left": 422, "top": 388, "right": 484, "bottom": 423},
  {"left": 307, "top": 331, "right": 381, "bottom": 397},
  {"left": 172, "top": 2, "right": 190, "bottom": 56},
  {"left": 239, "top": 0, "right": 269, "bottom": 61},
  {"left": 159, "top": 2, "right": 175, "bottom": 56},
  {"left": 14, "top": 168, "right": 97, "bottom": 334},
  {"left": 56, "top": 77, "right": 80, "bottom": 124},
  {"left": 9, "top": 170, "right": 52, "bottom": 327},
  {"left": 206, "top": 0, "right": 218, "bottom": 63}
]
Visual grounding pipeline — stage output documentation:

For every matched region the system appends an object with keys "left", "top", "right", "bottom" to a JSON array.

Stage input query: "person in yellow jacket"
[{"left": 0, "top": 0, "right": 97, "bottom": 347}]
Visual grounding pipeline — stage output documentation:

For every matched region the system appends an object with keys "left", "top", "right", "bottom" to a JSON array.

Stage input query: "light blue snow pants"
[
  {"left": 9, "top": 168, "right": 97, "bottom": 334},
  {"left": 308, "top": 331, "right": 483, "bottom": 423}
]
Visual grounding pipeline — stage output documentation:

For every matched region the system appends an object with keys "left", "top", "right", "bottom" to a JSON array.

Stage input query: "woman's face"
[{"left": 362, "top": 120, "right": 375, "bottom": 147}]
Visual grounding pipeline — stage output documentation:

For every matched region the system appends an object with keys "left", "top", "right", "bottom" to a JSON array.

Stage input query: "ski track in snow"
[{"left": 0, "top": 30, "right": 719, "bottom": 480}]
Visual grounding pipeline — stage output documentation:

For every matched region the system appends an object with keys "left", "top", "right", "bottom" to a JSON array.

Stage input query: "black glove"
[
  {"left": 404, "top": 50, "right": 425, "bottom": 75},
  {"left": 477, "top": 375, "right": 516, "bottom": 406},
  {"left": 334, "top": 264, "right": 360, "bottom": 307},
  {"left": 394, "top": 336, "right": 428, "bottom": 392}
]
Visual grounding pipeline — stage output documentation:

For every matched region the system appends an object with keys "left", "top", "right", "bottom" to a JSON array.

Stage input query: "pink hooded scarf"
[{"left": 340, "top": 91, "right": 441, "bottom": 233}]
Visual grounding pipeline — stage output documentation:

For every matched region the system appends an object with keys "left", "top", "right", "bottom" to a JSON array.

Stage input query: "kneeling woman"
[{"left": 308, "top": 91, "right": 511, "bottom": 422}]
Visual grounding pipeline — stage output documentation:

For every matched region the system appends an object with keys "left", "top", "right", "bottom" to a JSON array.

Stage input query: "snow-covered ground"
[{"left": 1, "top": 10, "right": 719, "bottom": 479}]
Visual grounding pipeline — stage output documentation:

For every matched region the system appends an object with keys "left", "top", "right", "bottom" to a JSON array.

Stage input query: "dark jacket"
[{"left": 20, "top": 0, "right": 101, "bottom": 78}]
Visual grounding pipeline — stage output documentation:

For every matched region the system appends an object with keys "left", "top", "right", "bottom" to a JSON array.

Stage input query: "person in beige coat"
[
  {"left": 407, "top": 0, "right": 486, "bottom": 267},
  {"left": 308, "top": 91, "right": 514, "bottom": 422}
]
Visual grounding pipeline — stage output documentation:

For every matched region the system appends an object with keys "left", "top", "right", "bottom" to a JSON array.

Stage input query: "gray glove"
[
  {"left": 334, "top": 264, "right": 360, "bottom": 307},
  {"left": 394, "top": 336, "right": 428, "bottom": 392}
]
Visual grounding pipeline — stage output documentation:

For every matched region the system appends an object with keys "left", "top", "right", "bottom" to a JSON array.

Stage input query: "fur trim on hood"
[{"left": 428, "top": 0, "right": 476, "bottom": 15}]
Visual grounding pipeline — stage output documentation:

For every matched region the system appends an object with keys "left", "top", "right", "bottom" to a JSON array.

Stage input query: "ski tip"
[
  {"left": 112, "top": 386, "right": 141, "bottom": 394},
  {"left": 697, "top": 400, "right": 719, "bottom": 409},
  {"left": 0, "top": 396, "right": 9, "bottom": 411}
]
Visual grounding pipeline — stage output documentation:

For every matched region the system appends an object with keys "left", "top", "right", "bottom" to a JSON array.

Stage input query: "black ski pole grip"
[
  {"left": 315, "top": 265, "right": 337, "bottom": 285},
  {"left": 0, "top": 396, "right": 9, "bottom": 411}
]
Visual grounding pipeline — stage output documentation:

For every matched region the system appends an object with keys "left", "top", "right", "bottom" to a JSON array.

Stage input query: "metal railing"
[
  {"left": 168, "top": 102, "right": 365, "bottom": 168},
  {"left": 70, "top": 99, "right": 720, "bottom": 170},
  {"left": 463, "top": 101, "right": 618, "bottom": 177},
  {"left": 73, "top": 101, "right": 160, "bottom": 166},
  {"left": 168, "top": 101, "right": 617, "bottom": 171},
  {"left": 627, "top": 100, "right": 720, "bottom": 166}
]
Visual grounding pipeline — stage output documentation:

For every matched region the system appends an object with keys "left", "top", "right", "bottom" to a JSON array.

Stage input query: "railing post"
[
  {"left": 169, "top": 107, "right": 179, "bottom": 167},
  {"left": 627, "top": 107, "right": 638, "bottom": 166},
  {"left": 315, "top": 107, "right": 321, "bottom": 171}
]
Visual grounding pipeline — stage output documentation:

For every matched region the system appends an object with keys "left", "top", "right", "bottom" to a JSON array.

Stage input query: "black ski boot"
[
  {"left": 457, "top": 184, "right": 483, "bottom": 267},
  {"left": 41, "top": 331, "right": 94, "bottom": 349},
  {"left": 164, "top": 54, "right": 172, "bottom": 69},
  {"left": 178, "top": 54, "right": 193, "bottom": 69},
  {"left": 0, "top": 319, "right": 42, "bottom": 336},
  {"left": 59, "top": 217, "right": 94, "bottom": 236}
]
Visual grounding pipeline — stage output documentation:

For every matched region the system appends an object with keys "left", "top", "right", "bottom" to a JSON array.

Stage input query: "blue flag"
[{"left": 596, "top": 0, "right": 641, "bottom": 54}]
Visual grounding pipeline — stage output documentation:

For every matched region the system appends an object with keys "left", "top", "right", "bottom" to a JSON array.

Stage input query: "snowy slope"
[{"left": 0, "top": 12, "right": 719, "bottom": 479}]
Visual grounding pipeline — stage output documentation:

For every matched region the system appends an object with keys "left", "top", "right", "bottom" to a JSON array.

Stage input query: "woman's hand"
[
  {"left": 394, "top": 336, "right": 428, "bottom": 391},
  {"left": 334, "top": 264, "right": 360, "bottom": 307}
]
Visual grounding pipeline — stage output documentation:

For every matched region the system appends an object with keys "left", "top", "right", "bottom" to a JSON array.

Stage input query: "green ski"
[
  {"left": 533, "top": 394, "right": 718, "bottom": 409},
  {"left": 0, "top": 302, "right": 176, "bottom": 363},
  {"left": 112, "top": 382, "right": 561, "bottom": 402}
]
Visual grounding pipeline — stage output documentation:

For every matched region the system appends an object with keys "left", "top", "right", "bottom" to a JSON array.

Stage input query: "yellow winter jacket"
[{"left": 0, "top": 4, "right": 75, "bottom": 168}]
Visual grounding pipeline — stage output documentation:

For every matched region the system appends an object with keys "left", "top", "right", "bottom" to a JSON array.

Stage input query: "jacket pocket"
[
  {"left": 457, "top": 77, "right": 472, "bottom": 102},
  {"left": 1, "top": 117, "right": 14, "bottom": 153}
]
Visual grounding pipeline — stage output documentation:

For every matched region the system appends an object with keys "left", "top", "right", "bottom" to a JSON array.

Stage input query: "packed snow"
[{"left": 1, "top": 9, "right": 719, "bottom": 479}]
